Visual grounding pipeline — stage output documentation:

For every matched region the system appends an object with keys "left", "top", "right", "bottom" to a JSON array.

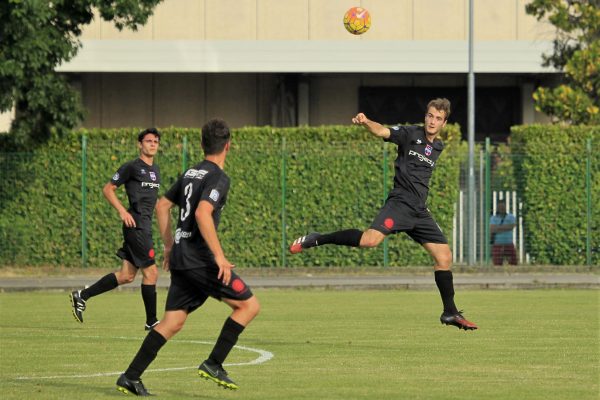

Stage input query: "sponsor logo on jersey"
[
  {"left": 140, "top": 169, "right": 146, "bottom": 174},
  {"left": 416, "top": 139, "right": 422, "bottom": 144},
  {"left": 174, "top": 228, "right": 193, "bottom": 244},
  {"left": 209, "top": 189, "right": 220, "bottom": 202},
  {"left": 112, "top": 172, "right": 120, "bottom": 181},
  {"left": 185, "top": 169, "right": 209, "bottom": 180},
  {"left": 408, "top": 150, "right": 435, "bottom": 167},
  {"left": 141, "top": 182, "right": 160, "bottom": 189},
  {"left": 149, "top": 171, "right": 157, "bottom": 181},
  {"left": 425, "top": 144, "right": 433, "bottom": 156}
]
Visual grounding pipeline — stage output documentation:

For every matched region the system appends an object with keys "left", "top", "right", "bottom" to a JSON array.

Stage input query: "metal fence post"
[
  {"left": 81, "top": 135, "right": 87, "bottom": 268},
  {"left": 383, "top": 141, "right": 389, "bottom": 267},
  {"left": 586, "top": 138, "right": 592, "bottom": 266},
  {"left": 182, "top": 135, "right": 188, "bottom": 172},
  {"left": 484, "top": 138, "right": 491, "bottom": 264},
  {"left": 281, "top": 137, "right": 287, "bottom": 268}
]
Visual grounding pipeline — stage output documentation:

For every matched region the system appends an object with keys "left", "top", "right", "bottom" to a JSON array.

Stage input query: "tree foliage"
[
  {"left": 526, "top": 0, "right": 600, "bottom": 124},
  {"left": 0, "top": 0, "right": 162, "bottom": 147}
]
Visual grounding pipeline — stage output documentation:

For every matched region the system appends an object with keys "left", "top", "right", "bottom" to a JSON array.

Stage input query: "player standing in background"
[
  {"left": 290, "top": 98, "right": 478, "bottom": 331},
  {"left": 116, "top": 119, "right": 260, "bottom": 396},
  {"left": 70, "top": 128, "right": 161, "bottom": 331}
]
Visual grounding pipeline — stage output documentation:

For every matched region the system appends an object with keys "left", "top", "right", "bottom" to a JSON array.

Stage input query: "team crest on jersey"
[
  {"left": 209, "top": 189, "right": 220, "bottom": 202},
  {"left": 149, "top": 171, "right": 157, "bottom": 181},
  {"left": 425, "top": 144, "right": 433, "bottom": 156}
]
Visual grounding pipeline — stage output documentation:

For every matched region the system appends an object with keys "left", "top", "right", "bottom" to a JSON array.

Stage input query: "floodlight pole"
[{"left": 467, "top": 0, "right": 476, "bottom": 265}]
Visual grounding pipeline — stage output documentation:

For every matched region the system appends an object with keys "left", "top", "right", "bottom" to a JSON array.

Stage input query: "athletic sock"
[
  {"left": 435, "top": 270, "right": 459, "bottom": 314},
  {"left": 80, "top": 273, "right": 118, "bottom": 301},
  {"left": 208, "top": 317, "right": 245, "bottom": 366},
  {"left": 317, "top": 229, "right": 363, "bottom": 247},
  {"left": 125, "top": 329, "right": 167, "bottom": 381},
  {"left": 141, "top": 284, "right": 157, "bottom": 325}
]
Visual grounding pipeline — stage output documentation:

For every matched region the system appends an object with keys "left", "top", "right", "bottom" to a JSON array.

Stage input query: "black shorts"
[
  {"left": 369, "top": 197, "right": 447, "bottom": 245},
  {"left": 165, "top": 268, "right": 253, "bottom": 313},
  {"left": 116, "top": 227, "right": 156, "bottom": 268}
]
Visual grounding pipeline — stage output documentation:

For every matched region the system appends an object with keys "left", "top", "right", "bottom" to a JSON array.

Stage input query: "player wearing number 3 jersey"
[{"left": 116, "top": 119, "right": 260, "bottom": 396}]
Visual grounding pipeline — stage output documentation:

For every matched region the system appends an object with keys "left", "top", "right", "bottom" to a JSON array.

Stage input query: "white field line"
[{"left": 14, "top": 335, "right": 273, "bottom": 380}]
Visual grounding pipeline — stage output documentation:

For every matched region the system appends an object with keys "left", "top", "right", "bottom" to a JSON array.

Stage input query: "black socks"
[
  {"left": 317, "top": 229, "right": 363, "bottom": 247},
  {"left": 125, "top": 329, "right": 167, "bottom": 381},
  {"left": 208, "top": 317, "right": 245, "bottom": 366},
  {"left": 141, "top": 284, "right": 157, "bottom": 325},
  {"left": 80, "top": 273, "right": 118, "bottom": 301},
  {"left": 434, "top": 270, "right": 458, "bottom": 314}
]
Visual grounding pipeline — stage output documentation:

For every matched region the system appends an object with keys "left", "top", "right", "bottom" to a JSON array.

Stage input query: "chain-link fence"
[{"left": 1, "top": 135, "right": 597, "bottom": 267}]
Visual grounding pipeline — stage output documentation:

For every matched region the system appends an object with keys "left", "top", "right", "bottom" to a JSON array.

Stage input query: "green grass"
[{"left": 0, "top": 289, "right": 598, "bottom": 399}]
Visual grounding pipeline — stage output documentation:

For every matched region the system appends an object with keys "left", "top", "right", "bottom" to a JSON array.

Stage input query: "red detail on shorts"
[
  {"left": 384, "top": 218, "right": 394, "bottom": 229},
  {"left": 149, "top": 248, "right": 155, "bottom": 258},
  {"left": 231, "top": 279, "right": 246, "bottom": 293}
]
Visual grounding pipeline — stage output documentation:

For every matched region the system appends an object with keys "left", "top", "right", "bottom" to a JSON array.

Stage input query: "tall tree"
[
  {"left": 526, "top": 0, "right": 600, "bottom": 124},
  {"left": 0, "top": 0, "right": 162, "bottom": 147}
]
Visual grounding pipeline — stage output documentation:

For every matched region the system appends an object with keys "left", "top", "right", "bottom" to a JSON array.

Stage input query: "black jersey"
[
  {"left": 110, "top": 158, "right": 160, "bottom": 230},
  {"left": 384, "top": 125, "right": 444, "bottom": 208},
  {"left": 164, "top": 160, "right": 230, "bottom": 270}
]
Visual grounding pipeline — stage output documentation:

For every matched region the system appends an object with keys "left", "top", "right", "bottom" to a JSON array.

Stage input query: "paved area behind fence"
[{"left": 0, "top": 272, "right": 597, "bottom": 292}]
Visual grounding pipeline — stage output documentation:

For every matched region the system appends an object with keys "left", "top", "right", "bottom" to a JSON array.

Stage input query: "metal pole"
[
  {"left": 467, "top": 0, "right": 476, "bottom": 265},
  {"left": 182, "top": 135, "right": 188, "bottom": 172},
  {"left": 281, "top": 137, "right": 287, "bottom": 268},
  {"left": 484, "top": 138, "right": 491, "bottom": 264},
  {"left": 81, "top": 135, "right": 87, "bottom": 268},
  {"left": 586, "top": 138, "right": 592, "bottom": 266},
  {"left": 383, "top": 141, "right": 389, "bottom": 267}
]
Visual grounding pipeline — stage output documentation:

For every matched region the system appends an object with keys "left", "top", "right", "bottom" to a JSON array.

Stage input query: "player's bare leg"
[{"left": 424, "top": 242, "right": 478, "bottom": 330}]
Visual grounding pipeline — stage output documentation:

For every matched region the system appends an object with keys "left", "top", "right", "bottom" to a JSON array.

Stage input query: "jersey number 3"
[{"left": 180, "top": 182, "right": 193, "bottom": 221}]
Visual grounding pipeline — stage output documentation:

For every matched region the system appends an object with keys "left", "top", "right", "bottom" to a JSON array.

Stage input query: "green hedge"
[
  {"left": 511, "top": 124, "right": 599, "bottom": 265},
  {"left": 0, "top": 124, "right": 463, "bottom": 268}
]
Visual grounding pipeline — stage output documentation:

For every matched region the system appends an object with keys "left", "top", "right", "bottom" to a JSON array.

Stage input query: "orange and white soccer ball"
[{"left": 343, "top": 7, "right": 371, "bottom": 35}]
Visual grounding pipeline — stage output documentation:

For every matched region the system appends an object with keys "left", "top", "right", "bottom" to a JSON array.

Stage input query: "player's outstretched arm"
[
  {"left": 352, "top": 112, "right": 391, "bottom": 139},
  {"left": 196, "top": 200, "right": 235, "bottom": 285},
  {"left": 156, "top": 196, "right": 175, "bottom": 271},
  {"left": 102, "top": 182, "right": 136, "bottom": 228}
]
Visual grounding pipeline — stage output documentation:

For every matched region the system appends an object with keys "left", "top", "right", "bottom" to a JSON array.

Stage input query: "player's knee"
[
  {"left": 243, "top": 297, "right": 261, "bottom": 319},
  {"left": 142, "top": 266, "right": 158, "bottom": 282},
  {"left": 360, "top": 235, "right": 382, "bottom": 248},
  {"left": 116, "top": 272, "right": 135, "bottom": 284},
  {"left": 437, "top": 250, "right": 453, "bottom": 269}
]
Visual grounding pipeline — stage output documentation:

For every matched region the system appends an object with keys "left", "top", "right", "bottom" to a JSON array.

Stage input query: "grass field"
[{"left": 0, "top": 289, "right": 598, "bottom": 399}]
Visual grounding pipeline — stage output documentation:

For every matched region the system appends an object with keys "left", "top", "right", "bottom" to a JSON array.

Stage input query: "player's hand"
[
  {"left": 120, "top": 210, "right": 136, "bottom": 228},
  {"left": 215, "top": 255, "right": 235, "bottom": 286},
  {"left": 352, "top": 112, "right": 368, "bottom": 125}
]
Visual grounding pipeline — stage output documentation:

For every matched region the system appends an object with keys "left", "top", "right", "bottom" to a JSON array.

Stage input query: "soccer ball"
[{"left": 343, "top": 7, "right": 371, "bottom": 35}]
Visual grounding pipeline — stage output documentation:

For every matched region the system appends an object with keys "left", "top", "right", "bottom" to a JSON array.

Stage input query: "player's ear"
[{"left": 224, "top": 141, "right": 231, "bottom": 152}]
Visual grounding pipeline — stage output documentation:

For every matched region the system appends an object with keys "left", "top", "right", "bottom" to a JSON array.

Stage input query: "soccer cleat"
[
  {"left": 70, "top": 290, "right": 86, "bottom": 323},
  {"left": 116, "top": 373, "right": 153, "bottom": 396},
  {"left": 144, "top": 320, "right": 160, "bottom": 331},
  {"left": 198, "top": 360, "right": 239, "bottom": 390},
  {"left": 289, "top": 232, "right": 321, "bottom": 254},
  {"left": 440, "top": 311, "right": 478, "bottom": 331}
]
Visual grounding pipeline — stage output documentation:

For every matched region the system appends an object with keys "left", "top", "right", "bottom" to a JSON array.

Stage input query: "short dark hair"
[
  {"left": 202, "top": 119, "right": 231, "bottom": 155},
  {"left": 427, "top": 98, "right": 451, "bottom": 121},
  {"left": 138, "top": 128, "right": 161, "bottom": 142}
]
